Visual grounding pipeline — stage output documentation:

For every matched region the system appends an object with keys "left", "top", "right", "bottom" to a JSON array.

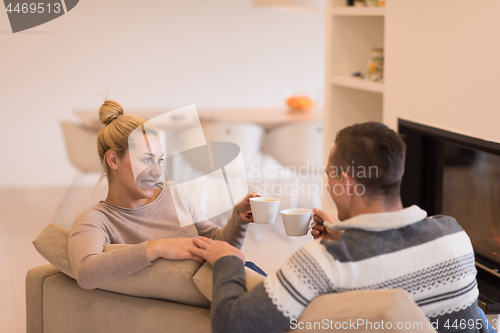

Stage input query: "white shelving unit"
[
  {"left": 322, "top": 0, "right": 386, "bottom": 212},
  {"left": 330, "top": 75, "right": 384, "bottom": 93},
  {"left": 324, "top": 0, "right": 386, "bottom": 143}
]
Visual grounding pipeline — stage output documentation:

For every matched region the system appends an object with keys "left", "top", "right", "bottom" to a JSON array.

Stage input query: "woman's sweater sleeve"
[
  {"left": 68, "top": 210, "right": 152, "bottom": 289},
  {"left": 174, "top": 184, "right": 250, "bottom": 248},
  {"left": 194, "top": 207, "right": 250, "bottom": 249}
]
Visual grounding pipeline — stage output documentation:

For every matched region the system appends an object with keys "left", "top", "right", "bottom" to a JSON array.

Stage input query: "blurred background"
[
  {"left": 0, "top": 1, "right": 325, "bottom": 332},
  {"left": 0, "top": 0, "right": 324, "bottom": 188}
]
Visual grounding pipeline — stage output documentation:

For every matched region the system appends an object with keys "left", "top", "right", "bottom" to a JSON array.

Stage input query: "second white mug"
[{"left": 281, "top": 208, "right": 313, "bottom": 236}]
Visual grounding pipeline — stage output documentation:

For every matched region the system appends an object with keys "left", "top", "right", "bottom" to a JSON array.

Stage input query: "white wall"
[
  {"left": 0, "top": 0, "right": 324, "bottom": 188},
  {"left": 384, "top": 0, "right": 500, "bottom": 143}
]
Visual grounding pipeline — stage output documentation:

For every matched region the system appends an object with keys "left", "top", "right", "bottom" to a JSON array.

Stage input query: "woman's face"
[{"left": 116, "top": 132, "right": 164, "bottom": 199}]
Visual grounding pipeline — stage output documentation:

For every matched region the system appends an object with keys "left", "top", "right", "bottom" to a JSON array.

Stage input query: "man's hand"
[
  {"left": 146, "top": 238, "right": 205, "bottom": 263},
  {"left": 189, "top": 236, "right": 245, "bottom": 266},
  {"left": 311, "top": 208, "right": 343, "bottom": 241},
  {"left": 235, "top": 192, "right": 260, "bottom": 222}
]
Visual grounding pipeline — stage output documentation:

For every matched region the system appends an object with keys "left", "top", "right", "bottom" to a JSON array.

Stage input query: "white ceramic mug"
[
  {"left": 281, "top": 208, "right": 313, "bottom": 236},
  {"left": 249, "top": 197, "right": 281, "bottom": 224}
]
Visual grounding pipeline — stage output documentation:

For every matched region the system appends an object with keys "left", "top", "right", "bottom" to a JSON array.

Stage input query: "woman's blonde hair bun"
[
  {"left": 99, "top": 100, "right": 124, "bottom": 126},
  {"left": 96, "top": 100, "right": 158, "bottom": 181}
]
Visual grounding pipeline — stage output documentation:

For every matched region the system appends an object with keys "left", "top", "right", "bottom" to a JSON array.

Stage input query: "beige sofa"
[
  {"left": 27, "top": 264, "right": 212, "bottom": 333},
  {"left": 27, "top": 223, "right": 437, "bottom": 333},
  {"left": 26, "top": 265, "right": 437, "bottom": 333}
]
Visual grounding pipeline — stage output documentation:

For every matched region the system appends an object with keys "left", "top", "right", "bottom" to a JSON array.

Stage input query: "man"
[{"left": 189, "top": 122, "right": 482, "bottom": 333}]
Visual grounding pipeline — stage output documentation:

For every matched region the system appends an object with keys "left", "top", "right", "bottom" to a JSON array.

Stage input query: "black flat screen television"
[
  {"left": 398, "top": 119, "right": 500, "bottom": 313},
  {"left": 398, "top": 119, "right": 500, "bottom": 266},
  {"left": 442, "top": 142, "right": 500, "bottom": 264}
]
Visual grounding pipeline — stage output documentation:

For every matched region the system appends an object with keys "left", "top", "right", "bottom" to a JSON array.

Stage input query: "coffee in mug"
[{"left": 249, "top": 197, "right": 281, "bottom": 224}]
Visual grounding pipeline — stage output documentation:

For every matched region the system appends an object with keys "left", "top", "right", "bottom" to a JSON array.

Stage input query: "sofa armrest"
[{"left": 26, "top": 264, "right": 62, "bottom": 333}]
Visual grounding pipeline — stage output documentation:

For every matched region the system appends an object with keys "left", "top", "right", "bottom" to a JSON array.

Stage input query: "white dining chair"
[
  {"left": 262, "top": 121, "right": 324, "bottom": 210},
  {"left": 173, "top": 122, "right": 264, "bottom": 178},
  {"left": 263, "top": 121, "right": 324, "bottom": 170},
  {"left": 202, "top": 123, "right": 264, "bottom": 168},
  {"left": 173, "top": 122, "right": 265, "bottom": 241},
  {"left": 52, "top": 121, "right": 102, "bottom": 225},
  {"left": 204, "top": 123, "right": 265, "bottom": 240}
]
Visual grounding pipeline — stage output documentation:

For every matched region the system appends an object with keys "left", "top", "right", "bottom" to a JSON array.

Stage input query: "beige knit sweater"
[{"left": 68, "top": 183, "right": 249, "bottom": 289}]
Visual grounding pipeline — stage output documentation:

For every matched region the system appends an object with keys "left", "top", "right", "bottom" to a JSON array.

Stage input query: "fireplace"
[{"left": 398, "top": 119, "right": 500, "bottom": 314}]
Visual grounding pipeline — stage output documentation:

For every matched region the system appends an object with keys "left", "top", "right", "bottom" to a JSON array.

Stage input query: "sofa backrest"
[{"left": 289, "top": 289, "right": 437, "bottom": 333}]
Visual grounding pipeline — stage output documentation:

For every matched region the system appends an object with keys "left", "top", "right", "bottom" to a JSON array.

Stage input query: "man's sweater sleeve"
[{"left": 211, "top": 256, "right": 290, "bottom": 333}]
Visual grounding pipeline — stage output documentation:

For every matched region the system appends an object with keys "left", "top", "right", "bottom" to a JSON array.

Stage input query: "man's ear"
[
  {"left": 106, "top": 150, "right": 120, "bottom": 171},
  {"left": 341, "top": 171, "right": 354, "bottom": 196}
]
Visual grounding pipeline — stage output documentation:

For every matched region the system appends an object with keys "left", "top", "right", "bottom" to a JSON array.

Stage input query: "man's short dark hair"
[{"left": 330, "top": 122, "right": 407, "bottom": 198}]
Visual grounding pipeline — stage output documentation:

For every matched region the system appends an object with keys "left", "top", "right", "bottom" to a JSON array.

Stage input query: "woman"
[{"left": 68, "top": 100, "right": 257, "bottom": 289}]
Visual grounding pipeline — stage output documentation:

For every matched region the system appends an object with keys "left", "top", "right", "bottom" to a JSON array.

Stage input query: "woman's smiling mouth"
[{"left": 140, "top": 180, "right": 157, "bottom": 188}]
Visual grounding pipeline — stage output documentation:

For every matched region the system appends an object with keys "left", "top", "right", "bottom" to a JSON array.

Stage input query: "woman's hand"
[
  {"left": 235, "top": 192, "right": 260, "bottom": 222},
  {"left": 311, "top": 208, "right": 343, "bottom": 241},
  {"left": 189, "top": 236, "right": 245, "bottom": 266},
  {"left": 146, "top": 238, "right": 205, "bottom": 263}
]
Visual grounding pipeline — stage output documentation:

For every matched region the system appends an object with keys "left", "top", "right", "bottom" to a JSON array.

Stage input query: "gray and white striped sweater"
[{"left": 211, "top": 205, "right": 482, "bottom": 333}]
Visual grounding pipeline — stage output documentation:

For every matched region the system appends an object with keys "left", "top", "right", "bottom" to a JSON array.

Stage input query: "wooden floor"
[{"left": 0, "top": 186, "right": 312, "bottom": 333}]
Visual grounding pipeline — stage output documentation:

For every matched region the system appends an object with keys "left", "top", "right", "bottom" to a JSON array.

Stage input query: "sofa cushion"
[
  {"left": 33, "top": 223, "right": 210, "bottom": 307},
  {"left": 193, "top": 261, "right": 265, "bottom": 301},
  {"left": 32, "top": 223, "right": 74, "bottom": 277}
]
